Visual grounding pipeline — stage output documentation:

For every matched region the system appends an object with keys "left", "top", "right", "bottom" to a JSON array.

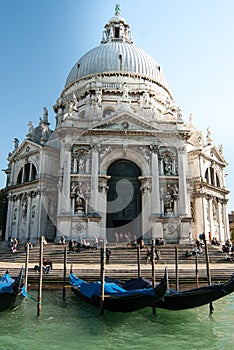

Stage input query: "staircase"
[{"left": 0, "top": 241, "right": 232, "bottom": 286}]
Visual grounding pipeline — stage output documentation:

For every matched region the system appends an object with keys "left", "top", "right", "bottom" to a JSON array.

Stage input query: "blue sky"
[{"left": 0, "top": 0, "right": 234, "bottom": 211}]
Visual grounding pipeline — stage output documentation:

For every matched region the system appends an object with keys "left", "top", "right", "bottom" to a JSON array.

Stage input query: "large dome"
[
  {"left": 64, "top": 8, "right": 170, "bottom": 95},
  {"left": 65, "top": 42, "right": 169, "bottom": 91}
]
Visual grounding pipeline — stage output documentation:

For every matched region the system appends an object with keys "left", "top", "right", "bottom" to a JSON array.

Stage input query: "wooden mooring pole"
[
  {"left": 100, "top": 242, "right": 105, "bottom": 315},
  {"left": 195, "top": 252, "right": 199, "bottom": 288},
  {"left": 151, "top": 239, "right": 156, "bottom": 315},
  {"left": 203, "top": 233, "right": 214, "bottom": 313},
  {"left": 137, "top": 245, "right": 141, "bottom": 277},
  {"left": 175, "top": 246, "right": 179, "bottom": 291},
  {"left": 37, "top": 236, "right": 44, "bottom": 317},
  {"left": 24, "top": 242, "right": 29, "bottom": 293},
  {"left": 63, "top": 247, "right": 67, "bottom": 300}
]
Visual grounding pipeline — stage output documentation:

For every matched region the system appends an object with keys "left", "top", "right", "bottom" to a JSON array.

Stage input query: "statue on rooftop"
[
  {"left": 28, "top": 121, "right": 34, "bottom": 134},
  {"left": 115, "top": 4, "right": 121, "bottom": 16},
  {"left": 206, "top": 127, "right": 213, "bottom": 144},
  {"left": 14, "top": 138, "right": 19, "bottom": 150},
  {"left": 43, "top": 107, "right": 49, "bottom": 124}
]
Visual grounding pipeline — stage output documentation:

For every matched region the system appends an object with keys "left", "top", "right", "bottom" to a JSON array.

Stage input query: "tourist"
[
  {"left": 211, "top": 237, "right": 220, "bottom": 246},
  {"left": 145, "top": 247, "right": 151, "bottom": 264},
  {"left": 209, "top": 231, "right": 212, "bottom": 243},
  {"left": 197, "top": 246, "right": 203, "bottom": 255},
  {"left": 139, "top": 239, "right": 144, "bottom": 249},
  {"left": 106, "top": 248, "right": 111, "bottom": 264},
  {"left": 11, "top": 244, "right": 17, "bottom": 253},
  {"left": 8, "top": 237, "right": 14, "bottom": 252},
  {"left": 24, "top": 241, "right": 33, "bottom": 251},
  {"left": 192, "top": 245, "right": 198, "bottom": 255},
  {"left": 59, "top": 235, "right": 65, "bottom": 244},
  {"left": 222, "top": 239, "right": 232, "bottom": 254},
  {"left": 69, "top": 239, "right": 75, "bottom": 253},
  {"left": 13, "top": 237, "right": 18, "bottom": 249},
  {"left": 43, "top": 259, "right": 53, "bottom": 274},
  {"left": 131, "top": 235, "right": 137, "bottom": 247},
  {"left": 185, "top": 249, "right": 193, "bottom": 258},
  {"left": 155, "top": 248, "right": 161, "bottom": 261}
]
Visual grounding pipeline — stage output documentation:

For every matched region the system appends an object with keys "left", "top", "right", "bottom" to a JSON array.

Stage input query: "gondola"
[
  {"left": 153, "top": 273, "right": 234, "bottom": 310},
  {"left": 69, "top": 269, "right": 168, "bottom": 312},
  {"left": 0, "top": 268, "right": 25, "bottom": 312}
]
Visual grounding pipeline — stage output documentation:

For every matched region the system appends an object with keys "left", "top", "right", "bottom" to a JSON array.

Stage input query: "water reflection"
[{"left": 0, "top": 290, "right": 233, "bottom": 350}]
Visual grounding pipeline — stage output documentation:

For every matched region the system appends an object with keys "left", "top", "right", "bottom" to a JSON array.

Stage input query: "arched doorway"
[{"left": 106, "top": 160, "right": 142, "bottom": 243}]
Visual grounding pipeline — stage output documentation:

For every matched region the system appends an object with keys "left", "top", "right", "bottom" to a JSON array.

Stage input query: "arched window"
[
  {"left": 17, "top": 168, "right": 23, "bottom": 185},
  {"left": 17, "top": 163, "right": 37, "bottom": 184},
  {"left": 204, "top": 166, "right": 221, "bottom": 188},
  {"left": 210, "top": 167, "right": 215, "bottom": 186}
]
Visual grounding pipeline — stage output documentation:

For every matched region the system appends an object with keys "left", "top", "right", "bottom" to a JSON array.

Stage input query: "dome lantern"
[{"left": 101, "top": 4, "right": 133, "bottom": 44}]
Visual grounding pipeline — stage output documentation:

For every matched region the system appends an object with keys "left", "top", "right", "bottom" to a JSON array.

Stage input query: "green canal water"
[{"left": 0, "top": 290, "right": 233, "bottom": 350}]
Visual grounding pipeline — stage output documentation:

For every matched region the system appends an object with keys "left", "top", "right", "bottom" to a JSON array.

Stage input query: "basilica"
[{"left": 4, "top": 5, "right": 230, "bottom": 245}]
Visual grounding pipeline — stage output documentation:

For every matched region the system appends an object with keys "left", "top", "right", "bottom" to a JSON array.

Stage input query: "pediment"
[
  {"left": 202, "top": 144, "right": 227, "bottom": 166},
  {"left": 9, "top": 140, "right": 42, "bottom": 161},
  {"left": 91, "top": 111, "right": 160, "bottom": 132}
]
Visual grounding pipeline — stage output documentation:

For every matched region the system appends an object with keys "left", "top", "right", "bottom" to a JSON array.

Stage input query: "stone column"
[
  {"left": 150, "top": 145, "right": 160, "bottom": 214},
  {"left": 222, "top": 199, "right": 230, "bottom": 242},
  {"left": 60, "top": 143, "right": 71, "bottom": 214},
  {"left": 5, "top": 194, "right": 14, "bottom": 240},
  {"left": 36, "top": 189, "right": 44, "bottom": 241},
  {"left": 98, "top": 176, "right": 110, "bottom": 240},
  {"left": 138, "top": 176, "right": 152, "bottom": 240},
  {"left": 10, "top": 161, "right": 16, "bottom": 186},
  {"left": 25, "top": 192, "right": 32, "bottom": 240},
  {"left": 177, "top": 146, "right": 188, "bottom": 215},
  {"left": 194, "top": 193, "right": 205, "bottom": 238},
  {"left": 90, "top": 145, "right": 99, "bottom": 213},
  {"left": 208, "top": 196, "right": 214, "bottom": 237},
  {"left": 15, "top": 194, "right": 22, "bottom": 238},
  {"left": 217, "top": 199, "right": 224, "bottom": 242}
]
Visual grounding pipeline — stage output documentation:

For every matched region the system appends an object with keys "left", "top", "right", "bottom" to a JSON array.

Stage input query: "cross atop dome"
[{"left": 101, "top": 4, "right": 133, "bottom": 44}]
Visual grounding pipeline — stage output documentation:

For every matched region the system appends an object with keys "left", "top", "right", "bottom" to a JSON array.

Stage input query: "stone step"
[
  {"left": 0, "top": 242, "right": 227, "bottom": 266},
  {"left": 0, "top": 265, "right": 232, "bottom": 286}
]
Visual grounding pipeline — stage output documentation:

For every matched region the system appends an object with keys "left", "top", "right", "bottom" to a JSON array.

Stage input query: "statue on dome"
[
  {"left": 122, "top": 82, "right": 129, "bottom": 99},
  {"left": 164, "top": 97, "right": 171, "bottom": 113},
  {"left": 96, "top": 89, "right": 102, "bottom": 106},
  {"left": 115, "top": 4, "right": 121, "bottom": 16}
]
